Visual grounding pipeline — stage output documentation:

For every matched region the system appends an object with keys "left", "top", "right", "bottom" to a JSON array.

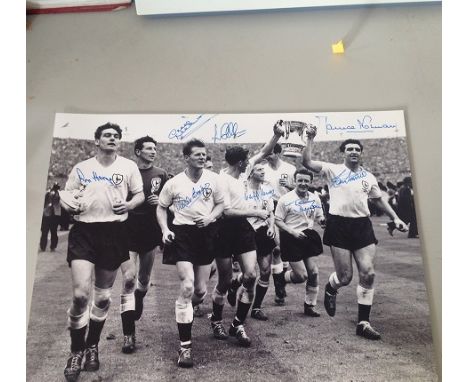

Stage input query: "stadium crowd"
[{"left": 47, "top": 137, "right": 411, "bottom": 189}]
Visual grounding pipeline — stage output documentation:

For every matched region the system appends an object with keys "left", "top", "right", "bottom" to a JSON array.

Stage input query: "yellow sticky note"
[{"left": 332, "top": 40, "right": 345, "bottom": 54}]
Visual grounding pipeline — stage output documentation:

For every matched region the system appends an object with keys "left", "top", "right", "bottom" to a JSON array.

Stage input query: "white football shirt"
[
  {"left": 319, "top": 162, "right": 381, "bottom": 218},
  {"left": 245, "top": 182, "right": 275, "bottom": 230},
  {"left": 219, "top": 170, "right": 250, "bottom": 211},
  {"left": 65, "top": 156, "right": 143, "bottom": 223},
  {"left": 159, "top": 169, "right": 224, "bottom": 226},
  {"left": 263, "top": 160, "right": 297, "bottom": 201},
  {"left": 275, "top": 190, "right": 324, "bottom": 231}
]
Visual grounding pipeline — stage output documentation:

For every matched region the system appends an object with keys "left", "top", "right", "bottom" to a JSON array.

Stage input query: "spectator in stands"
[
  {"left": 398, "top": 177, "right": 418, "bottom": 238},
  {"left": 40, "top": 182, "right": 62, "bottom": 252}
]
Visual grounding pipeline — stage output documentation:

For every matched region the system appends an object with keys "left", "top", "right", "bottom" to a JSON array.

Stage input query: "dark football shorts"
[
  {"left": 280, "top": 229, "right": 323, "bottom": 262},
  {"left": 255, "top": 225, "right": 276, "bottom": 258},
  {"left": 323, "top": 214, "right": 378, "bottom": 251},
  {"left": 125, "top": 213, "right": 163, "bottom": 253},
  {"left": 67, "top": 221, "right": 130, "bottom": 271},
  {"left": 215, "top": 217, "right": 257, "bottom": 259},
  {"left": 163, "top": 222, "right": 219, "bottom": 266}
]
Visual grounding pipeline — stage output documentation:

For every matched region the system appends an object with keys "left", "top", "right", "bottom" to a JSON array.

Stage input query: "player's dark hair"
[
  {"left": 225, "top": 146, "right": 249, "bottom": 165},
  {"left": 339, "top": 139, "right": 363, "bottom": 153},
  {"left": 94, "top": 122, "right": 123, "bottom": 140},
  {"left": 294, "top": 168, "right": 314, "bottom": 181},
  {"left": 134, "top": 135, "right": 158, "bottom": 155},
  {"left": 206, "top": 155, "right": 212, "bottom": 161},
  {"left": 182, "top": 139, "right": 205, "bottom": 156},
  {"left": 273, "top": 143, "right": 282, "bottom": 154}
]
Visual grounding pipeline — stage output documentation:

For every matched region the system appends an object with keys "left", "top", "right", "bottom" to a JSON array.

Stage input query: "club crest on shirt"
[
  {"left": 202, "top": 186, "right": 213, "bottom": 200},
  {"left": 112, "top": 173, "right": 124, "bottom": 185},
  {"left": 151, "top": 177, "right": 162, "bottom": 194},
  {"left": 362, "top": 180, "right": 370, "bottom": 193}
]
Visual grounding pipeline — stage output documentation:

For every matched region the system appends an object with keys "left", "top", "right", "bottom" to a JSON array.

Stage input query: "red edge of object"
[{"left": 26, "top": 3, "right": 131, "bottom": 14}]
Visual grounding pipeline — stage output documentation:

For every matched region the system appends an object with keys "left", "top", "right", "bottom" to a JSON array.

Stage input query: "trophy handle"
[{"left": 283, "top": 120, "right": 291, "bottom": 140}]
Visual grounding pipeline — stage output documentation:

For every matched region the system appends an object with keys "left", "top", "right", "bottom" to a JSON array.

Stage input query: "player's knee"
[
  {"left": 307, "top": 266, "right": 319, "bottom": 279},
  {"left": 90, "top": 287, "right": 112, "bottom": 321},
  {"left": 309, "top": 263, "right": 319, "bottom": 274},
  {"left": 242, "top": 271, "right": 257, "bottom": 288},
  {"left": 259, "top": 268, "right": 271, "bottom": 281},
  {"left": 337, "top": 271, "right": 353, "bottom": 286},
  {"left": 192, "top": 289, "right": 207, "bottom": 305},
  {"left": 72, "top": 288, "right": 90, "bottom": 310},
  {"left": 307, "top": 271, "right": 318, "bottom": 284},
  {"left": 181, "top": 279, "right": 195, "bottom": 300},
  {"left": 295, "top": 270, "right": 308, "bottom": 283},
  {"left": 360, "top": 270, "right": 375, "bottom": 287},
  {"left": 272, "top": 246, "right": 281, "bottom": 259},
  {"left": 93, "top": 286, "right": 112, "bottom": 309},
  {"left": 123, "top": 272, "right": 136, "bottom": 293}
]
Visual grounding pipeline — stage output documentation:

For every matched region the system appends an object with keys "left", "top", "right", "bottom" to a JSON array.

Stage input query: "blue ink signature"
[
  {"left": 285, "top": 199, "right": 322, "bottom": 213},
  {"left": 174, "top": 183, "right": 212, "bottom": 211},
  {"left": 174, "top": 196, "right": 192, "bottom": 211},
  {"left": 244, "top": 188, "right": 275, "bottom": 202},
  {"left": 192, "top": 183, "right": 212, "bottom": 199},
  {"left": 168, "top": 114, "right": 216, "bottom": 141},
  {"left": 357, "top": 115, "right": 397, "bottom": 130},
  {"left": 330, "top": 169, "right": 367, "bottom": 188},
  {"left": 212, "top": 122, "right": 246, "bottom": 143},
  {"left": 77, "top": 168, "right": 115, "bottom": 186},
  {"left": 285, "top": 199, "right": 322, "bottom": 210},
  {"left": 316, "top": 115, "right": 397, "bottom": 134}
]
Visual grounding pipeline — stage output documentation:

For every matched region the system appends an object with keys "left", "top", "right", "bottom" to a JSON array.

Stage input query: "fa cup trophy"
[{"left": 277, "top": 120, "right": 317, "bottom": 158}]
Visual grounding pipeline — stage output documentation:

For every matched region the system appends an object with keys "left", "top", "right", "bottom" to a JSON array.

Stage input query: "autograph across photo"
[{"left": 27, "top": 111, "right": 436, "bottom": 382}]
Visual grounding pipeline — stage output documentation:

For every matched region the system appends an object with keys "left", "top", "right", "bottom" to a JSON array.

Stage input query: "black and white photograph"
[{"left": 26, "top": 111, "right": 436, "bottom": 381}]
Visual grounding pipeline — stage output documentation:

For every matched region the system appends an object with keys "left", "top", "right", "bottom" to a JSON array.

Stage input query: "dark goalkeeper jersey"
[{"left": 130, "top": 166, "right": 168, "bottom": 217}]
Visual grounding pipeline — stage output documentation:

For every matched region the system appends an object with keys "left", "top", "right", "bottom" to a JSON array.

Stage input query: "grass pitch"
[{"left": 27, "top": 217, "right": 436, "bottom": 381}]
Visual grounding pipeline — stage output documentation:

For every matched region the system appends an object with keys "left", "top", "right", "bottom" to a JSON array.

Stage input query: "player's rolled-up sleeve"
[
  {"left": 368, "top": 176, "right": 382, "bottom": 199},
  {"left": 275, "top": 198, "right": 287, "bottom": 222},
  {"left": 158, "top": 181, "right": 173, "bottom": 208},
  {"left": 128, "top": 162, "right": 143, "bottom": 194},
  {"left": 314, "top": 197, "right": 325, "bottom": 220},
  {"left": 65, "top": 165, "right": 81, "bottom": 191},
  {"left": 368, "top": 184, "right": 382, "bottom": 199}
]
